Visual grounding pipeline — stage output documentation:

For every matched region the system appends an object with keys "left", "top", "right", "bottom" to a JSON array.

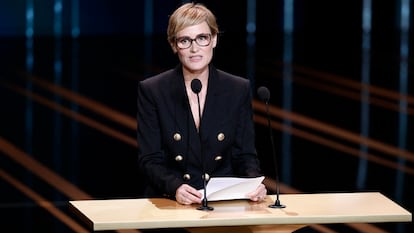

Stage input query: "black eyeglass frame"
[{"left": 175, "top": 33, "right": 212, "bottom": 49}]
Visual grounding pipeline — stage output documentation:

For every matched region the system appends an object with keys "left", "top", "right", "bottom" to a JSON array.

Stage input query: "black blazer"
[{"left": 137, "top": 64, "right": 262, "bottom": 197}]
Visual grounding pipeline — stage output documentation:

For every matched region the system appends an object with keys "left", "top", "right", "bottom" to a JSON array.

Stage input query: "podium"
[{"left": 69, "top": 192, "right": 411, "bottom": 232}]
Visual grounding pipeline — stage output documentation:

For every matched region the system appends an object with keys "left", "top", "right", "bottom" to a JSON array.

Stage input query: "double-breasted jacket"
[{"left": 137, "top": 64, "right": 262, "bottom": 197}]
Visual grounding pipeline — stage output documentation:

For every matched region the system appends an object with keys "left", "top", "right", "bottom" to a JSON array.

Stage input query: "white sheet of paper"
[{"left": 199, "top": 176, "right": 265, "bottom": 201}]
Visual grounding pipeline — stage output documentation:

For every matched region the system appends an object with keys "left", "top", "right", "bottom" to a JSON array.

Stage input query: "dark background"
[{"left": 0, "top": 0, "right": 413, "bottom": 232}]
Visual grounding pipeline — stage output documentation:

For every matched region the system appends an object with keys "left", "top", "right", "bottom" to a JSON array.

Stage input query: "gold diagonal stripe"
[
  {"left": 0, "top": 137, "right": 141, "bottom": 233},
  {"left": 3, "top": 81, "right": 137, "bottom": 147},
  {"left": 20, "top": 72, "right": 137, "bottom": 130},
  {"left": 254, "top": 115, "right": 414, "bottom": 175},
  {"left": 0, "top": 137, "right": 90, "bottom": 199},
  {"left": 0, "top": 168, "right": 90, "bottom": 233},
  {"left": 253, "top": 100, "right": 414, "bottom": 163}
]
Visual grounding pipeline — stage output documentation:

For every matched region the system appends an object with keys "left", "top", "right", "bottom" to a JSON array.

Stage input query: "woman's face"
[{"left": 173, "top": 21, "right": 217, "bottom": 74}]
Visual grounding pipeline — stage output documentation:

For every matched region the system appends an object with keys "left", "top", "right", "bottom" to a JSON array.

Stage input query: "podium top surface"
[{"left": 69, "top": 192, "right": 412, "bottom": 231}]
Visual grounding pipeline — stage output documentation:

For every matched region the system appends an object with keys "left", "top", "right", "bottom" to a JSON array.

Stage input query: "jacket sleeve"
[
  {"left": 230, "top": 80, "right": 263, "bottom": 177},
  {"left": 136, "top": 80, "right": 182, "bottom": 197}
]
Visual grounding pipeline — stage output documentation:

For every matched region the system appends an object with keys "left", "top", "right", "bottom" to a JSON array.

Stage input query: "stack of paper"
[{"left": 199, "top": 176, "right": 265, "bottom": 201}]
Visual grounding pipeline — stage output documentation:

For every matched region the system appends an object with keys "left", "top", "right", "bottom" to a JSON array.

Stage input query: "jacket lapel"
[
  {"left": 199, "top": 65, "right": 220, "bottom": 143},
  {"left": 170, "top": 67, "right": 202, "bottom": 164}
]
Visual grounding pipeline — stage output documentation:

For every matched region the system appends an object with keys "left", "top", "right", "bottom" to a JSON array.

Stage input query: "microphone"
[
  {"left": 257, "top": 86, "right": 286, "bottom": 209},
  {"left": 191, "top": 78, "right": 202, "bottom": 94},
  {"left": 191, "top": 79, "right": 213, "bottom": 211},
  {"left": 191, "top": 79, "right": 203, "bottom": 134}
]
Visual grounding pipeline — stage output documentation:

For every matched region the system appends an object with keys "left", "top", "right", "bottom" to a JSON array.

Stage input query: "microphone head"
[
  {"left": 257, "top": 86, "right": 270, "bottom": 102},
  {"left": 191, "top": 78, "right": 202, "bottom": 94}
]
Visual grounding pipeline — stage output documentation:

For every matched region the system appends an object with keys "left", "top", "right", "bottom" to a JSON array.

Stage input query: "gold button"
[
  {"left": 173, "top": 133, "right": 181, "bottom": 141},
  {"left": 183, "top": 174, "right": 191, "bottom": 180},
  {"left": 175, "top": 155, "right": 183, "bottom": 161},
  {"left": 214, "top": 155, "right": 222, "bottom": 161},
  {"left": 202, "top": 173, "right": 210, "bottom": 181},
  {"left": 217, "top": 133, "right": 225, "bottom": 141}
]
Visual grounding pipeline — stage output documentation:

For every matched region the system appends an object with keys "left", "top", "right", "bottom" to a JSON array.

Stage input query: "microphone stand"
[
  {"left": 262, "top": 89, "right": 285, "bottom": 209},
  {"left": 192, "top": 80, "right": 213, "bottom": 211}
]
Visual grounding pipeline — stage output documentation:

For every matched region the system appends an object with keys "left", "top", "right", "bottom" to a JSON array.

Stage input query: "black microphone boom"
[
  {"left": 191, "top": 78, "right": 214, "bottom": 211},
  {"left": 257, "top": 86, "right": 285, "bottom": 209}
]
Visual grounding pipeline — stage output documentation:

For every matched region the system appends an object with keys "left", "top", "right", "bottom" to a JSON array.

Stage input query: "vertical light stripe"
[
  {"left": 246, "top": 0, "right": 256, "bottom": 88},
  {"left": 71, "top": 0, "right": 80, "bottom": 37},
  {"left": 53, "top": 4, "right": 64, "bottom": 230},
  {"left": 25, "top": 1, "right": 35, "bottom": 230},
  {"left": 357, "top": 0, "right": 372, "bottom": 190},
  {"left": 54, "top": 0, "right": 62, "bottom": 36},
  {"left": 71, "top": 0, "right": 80, "bottom": 184},
  {"left": 144, "top": 0, "right": 153, "bottom": 76},
  {"left": 281, "top": 0, "right": 294, "bottom": 185},
  {"left": 53, "top": 0, "right": 63, "bottom": 175},
  {"left": 144, "top": 0, "right": 153, "bottom": 36},
  {"left": 25, "top": 0, "right": 34, "bottom": 154},
  {"left": 395, "top": 0, "right": 410, "bottom": 210},
  {"left": 70, "top": 40, "right": 80, "bottom": 184}
]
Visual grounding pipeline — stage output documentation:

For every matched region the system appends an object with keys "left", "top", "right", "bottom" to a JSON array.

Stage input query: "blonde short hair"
[{"left": 167, "top": 3, "right": 219, "bottom": 45}]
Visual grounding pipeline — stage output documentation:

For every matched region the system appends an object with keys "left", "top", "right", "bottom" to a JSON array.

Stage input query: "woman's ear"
[
  {"left": 170, "top": 43, "right": 177, "bottom": 53},
  {"left": 212, "top": 34, "right": 218, "bottom": 48}
]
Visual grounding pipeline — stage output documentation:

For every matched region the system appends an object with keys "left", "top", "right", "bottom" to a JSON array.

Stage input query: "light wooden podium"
[{"left": 69, "top": 192, "right": 411, "bottom": 232}]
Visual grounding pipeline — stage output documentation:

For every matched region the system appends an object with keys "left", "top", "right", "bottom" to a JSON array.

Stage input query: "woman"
[{"left": 137, "top": 2, "right": 266, "bottom": 205}]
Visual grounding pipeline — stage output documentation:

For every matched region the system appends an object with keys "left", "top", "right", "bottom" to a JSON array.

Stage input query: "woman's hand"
[
  {"left": 175, "top": 184, "right": 203, "bottom": 205},
  {"left": 246, "top": 183, "right": 267, "bottom": 202}
]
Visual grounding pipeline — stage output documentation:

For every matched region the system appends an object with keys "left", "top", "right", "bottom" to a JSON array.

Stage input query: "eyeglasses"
[{"left": 175, "top": 33, "right": 212, "bottom": 49}]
